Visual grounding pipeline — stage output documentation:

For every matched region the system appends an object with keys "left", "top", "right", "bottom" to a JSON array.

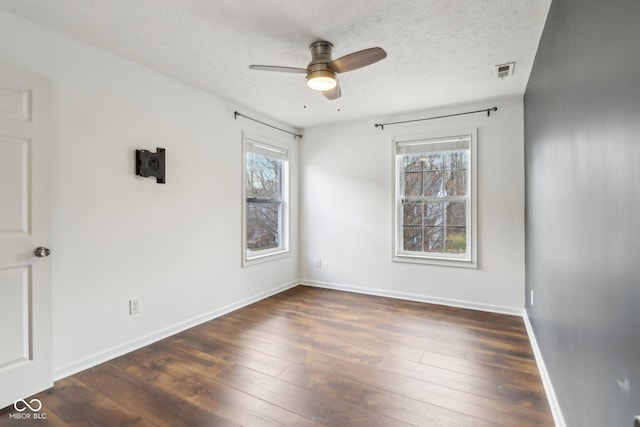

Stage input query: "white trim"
[
  {"left": 53, "top": 280, "right": 298, "bottom": 381},
  {"left": 243, "top": 249, "right": 290, "bottom": 266},
  {"left": 523, "top": 311, "right": 567, "bottom": 427},
  {"left": 391, "top": 128, "right": 478, "bottom": 268},
  {"left": 241, "top": 132, "right": 291, "bottom": 267},
  {"left": 299, "top": 279, "right": 522, "bottom": 316},
  {"left": 391, "top": 253, "right": 477, "bottom": 269}
]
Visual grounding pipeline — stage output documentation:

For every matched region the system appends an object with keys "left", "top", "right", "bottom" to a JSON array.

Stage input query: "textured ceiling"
[{"left": 0, "top": 0, "right": 551, "bottom": 129}]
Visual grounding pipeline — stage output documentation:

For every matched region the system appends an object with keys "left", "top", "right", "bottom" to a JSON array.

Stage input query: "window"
[
  {"left": 242, "top": 135, "right": 289, "bottom": 265},
  {"left": 393, "top": 130, "right": 477, "bottom": 267}
]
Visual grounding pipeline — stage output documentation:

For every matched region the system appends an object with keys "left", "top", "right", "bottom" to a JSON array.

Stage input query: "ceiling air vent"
[{"left": 495, "top": 62, "right": 515, "bottom": 79}]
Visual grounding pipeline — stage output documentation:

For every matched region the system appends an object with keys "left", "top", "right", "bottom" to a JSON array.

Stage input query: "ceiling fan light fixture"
[
  {"left": 249, "top": 40, "right": 387, "bottom": 100},
  {"left": 307, "top": 70, "right": 337, "bottom": 91}
]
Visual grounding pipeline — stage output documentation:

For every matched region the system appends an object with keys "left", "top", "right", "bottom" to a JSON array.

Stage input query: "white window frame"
[
  {"left": 392, "top": 129, "right": 477, "bottom": 268},
  {"left": 242, "top": 133, "right": 290, "bottom": 266}
]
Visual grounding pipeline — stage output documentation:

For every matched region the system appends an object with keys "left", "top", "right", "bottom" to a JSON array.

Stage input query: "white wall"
[
  {"left": 0, "top": 10, "right": 299, "bottom": 377},
  {"left": 300, "top": 97, "right": 525, "bottom": 313}
]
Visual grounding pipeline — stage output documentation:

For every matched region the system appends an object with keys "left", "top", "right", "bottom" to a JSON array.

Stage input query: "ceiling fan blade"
[
  {"left": 329, "top": 47, "right": 387, "bottom": 73},
  {"left": 322, "top": 82, "right": 341, "bottom": 100},
  {"left": 249, "top": 65, "right": 307, "bottom": 73}
]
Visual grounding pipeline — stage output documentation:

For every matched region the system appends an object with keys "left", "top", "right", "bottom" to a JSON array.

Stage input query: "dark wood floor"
[{"left": 1, "top": 286, "right": 554, "bottom": 426}]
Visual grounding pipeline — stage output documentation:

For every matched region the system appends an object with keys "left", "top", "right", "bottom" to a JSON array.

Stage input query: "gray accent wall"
[{"left": 524, "top": 0, "right": 640, "bottom": 426}]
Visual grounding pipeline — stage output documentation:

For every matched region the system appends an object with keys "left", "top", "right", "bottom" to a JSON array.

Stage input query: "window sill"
[
  {"left": 392, "top": 253, "right": 477, "bottom": 269},
  {"left": 243, "top": 249, "right": 290, "bottom": 267}
]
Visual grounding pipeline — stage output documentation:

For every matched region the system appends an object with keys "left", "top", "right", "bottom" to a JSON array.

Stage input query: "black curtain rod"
[
  {"left": 234, "top": 111, "right": 302, "bottom": 139},
  {"left": 374, "top": 107, "right": 498, "bottom": 130}
]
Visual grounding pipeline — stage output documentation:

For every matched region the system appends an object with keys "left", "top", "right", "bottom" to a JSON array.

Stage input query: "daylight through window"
[
  {"left": 394, "top": 131, "right": 476, "bottom": 267},
  {"left": 243, "top": 137, "right": 289, "bottom": 264}
]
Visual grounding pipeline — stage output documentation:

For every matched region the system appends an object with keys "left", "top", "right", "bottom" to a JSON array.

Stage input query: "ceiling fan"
[{"left": 249, "top": 41, "right": 387, "bottom": 100}]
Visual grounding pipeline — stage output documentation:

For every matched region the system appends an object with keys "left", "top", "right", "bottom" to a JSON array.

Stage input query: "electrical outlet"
[
  {"left": 315, "top": 259, "right": 322, "bottom": 268},
  {"left": 129, "top": 299, "right": 140, "bottom": 315},
  {"left": 530, "top": 290, "right": 534, "bottom": 306}
]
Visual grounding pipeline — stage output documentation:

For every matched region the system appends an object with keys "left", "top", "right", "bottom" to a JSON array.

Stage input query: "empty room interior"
[{"left": 0, "top": 1, "right": 638, "bottom": 426}]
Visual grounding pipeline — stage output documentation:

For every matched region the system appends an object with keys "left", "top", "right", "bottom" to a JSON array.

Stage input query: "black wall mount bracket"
[{"left": 135, "top": 147, "right": 165, "bottom": 184}]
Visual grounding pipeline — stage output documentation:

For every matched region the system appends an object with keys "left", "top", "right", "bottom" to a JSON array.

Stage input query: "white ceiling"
[{"left": 0, "top": 0, "right": 551, "bottom": 129}]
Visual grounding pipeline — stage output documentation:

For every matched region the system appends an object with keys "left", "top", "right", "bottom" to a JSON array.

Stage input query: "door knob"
[{"left": 34, "top": 247, "right": 51, "bottom": 258}]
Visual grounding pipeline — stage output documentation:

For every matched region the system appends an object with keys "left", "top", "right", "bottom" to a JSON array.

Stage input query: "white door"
[{"left": 0, "top": 61, "right": 52, "bottom": 409}]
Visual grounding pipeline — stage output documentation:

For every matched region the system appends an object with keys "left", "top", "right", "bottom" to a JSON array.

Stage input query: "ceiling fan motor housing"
[{"left": 307, "top": 41, "right": 337, "bottom": 82}]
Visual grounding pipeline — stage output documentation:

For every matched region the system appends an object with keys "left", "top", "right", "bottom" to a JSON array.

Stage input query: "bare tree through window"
[
  {"left": 400, "top": 149, "right": 468, "bottom": 255},
  {"left": 246, "top": 151, "right": 283, "bottom": 252}
]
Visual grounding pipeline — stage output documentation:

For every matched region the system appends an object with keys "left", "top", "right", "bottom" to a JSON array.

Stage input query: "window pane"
[
  {"left": 403, "top": 172, "right": 422, "bottom": 197},
  {"left": 446, "top": 202, "right": 466, "bottom": 226},
  {"left": 246, "top": 152, "right": 282, "bottom": 200},
  {"left": 444, "top": 151, "right": 467, "bottom": 170},
  {"left": 445, "top": 227, "right": 466, "bottom": 254},
  {"left": 247, "top": 202, "right": 280, "bottom": 251},
  {"left": 403, "top": 201, "right": 422, "bottom": 226},
  {"left": 423, "top": 171, "right": 443, "bottom": 196},
  {"left": 444, "top": 170, "right": 466, "bottom": 196},
  {"left": 424, "top": 201, "right": 443, "bottom": 226},
  {"left": 422, "top": 154, "right": 442, "bottom": 171},
  {"left": 403, "top": 226, "right": 423, "bottom": 252},
  {"left": 403, "top": 155, "right": 424, "bottom": 172},
  {"left": 424, "top": 227, "right": 444, "bottom": 253}
]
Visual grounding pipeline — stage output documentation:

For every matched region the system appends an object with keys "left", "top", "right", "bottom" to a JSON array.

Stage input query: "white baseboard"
[
  {"left": 523, "top": 311, "right": 566, "bottom": 427},
  {"left": 53, "top": 280, "right": 299, "bottom": 381},
  {"left": 299, "top": 279, "right": 524, "bottom": 316}
]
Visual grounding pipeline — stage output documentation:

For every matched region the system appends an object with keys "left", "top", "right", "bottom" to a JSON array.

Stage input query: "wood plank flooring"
[{"left": 0, "top": 286, "right": 554, "bottom": 426}]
